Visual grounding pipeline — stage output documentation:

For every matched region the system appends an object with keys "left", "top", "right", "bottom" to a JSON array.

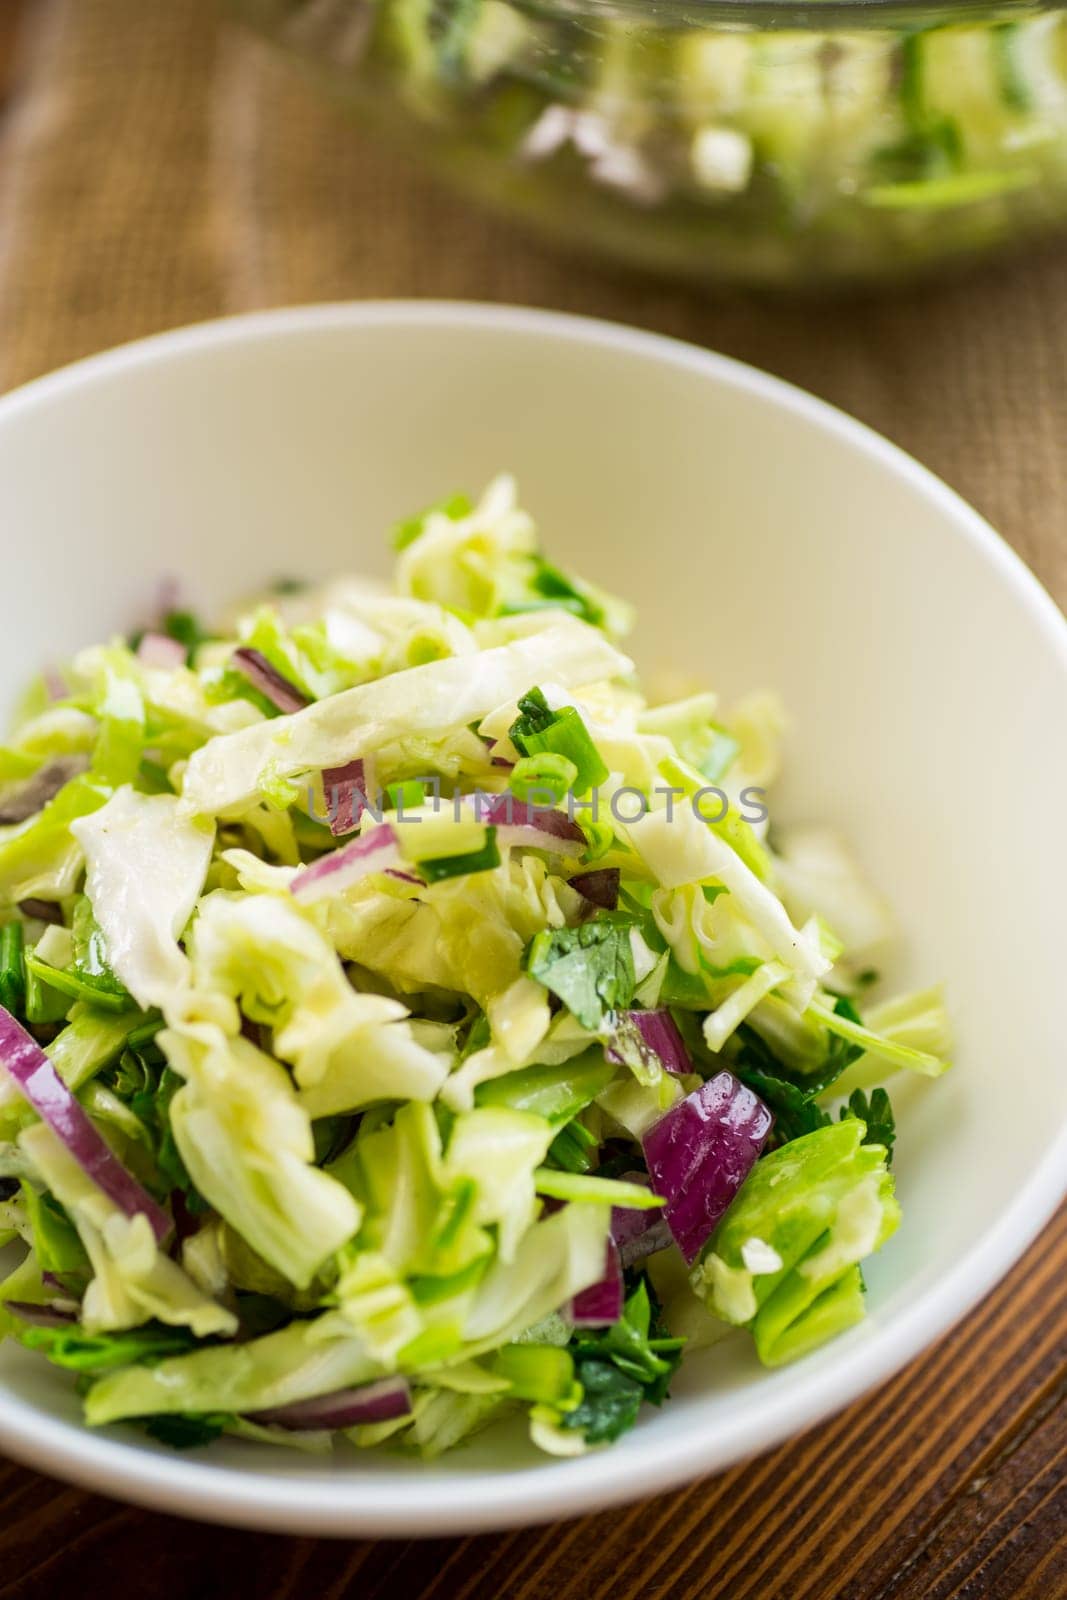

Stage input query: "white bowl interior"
[{"left": 0, "top": 305, "right": 1063, "bottom": 1534}]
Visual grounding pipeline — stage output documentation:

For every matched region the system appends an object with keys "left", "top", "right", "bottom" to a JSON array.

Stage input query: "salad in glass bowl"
[
  {"left": 232, "top": 0, "right": 1067, "bottom": 288},
  {"left": 0, "top": 478, "right": 950, "bottom": 1458}
]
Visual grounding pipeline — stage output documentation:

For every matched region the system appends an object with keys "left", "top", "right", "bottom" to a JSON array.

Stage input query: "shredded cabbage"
[{"left": 0, "top": 476, "right": 948, "bottom": 1458}]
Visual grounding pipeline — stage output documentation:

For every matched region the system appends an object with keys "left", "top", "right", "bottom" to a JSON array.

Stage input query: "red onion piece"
[
  {"left": 610, "top": 1175, "right": 673, "bottom": 1268},
  {"left": 0, "top": 756, "right": 89, "bottom": 825},
  {"left": 169, "top": 1190, "right": 202, "bottom": 1248},
  {"left": 43, "top": 666, "right": 68, "bottom": 703},
  {"left": 232, "top": 648, "right": 310, "bottom": 714},
  {"left": 495, "top": 824, "right": 585, "bottom": 859},
  {"left": 40, "top": 1271, "right": 75, "bottom": 1294},
  {"left": 478, "top": 735, "right": 513, "bottom": 770},
  {"left": 469, "top": 794, "right": 585, "bottom": 843},
  {"left": 321, "top": 757, "right": 369, "bottom": 837},
  {"left": 290, "top": 824, "right": 402, "bottom": 903},
  {"left": 248, "top": 1376, "right": 413, "bottom": 1431},
  {"left": 2, "top": 1300, "right": 78, "bottom": 1329},
  {"left": 570, "top": 1237, "right": 623, "bottom": 1328},
  {"left": 641, "top": 1071, "right": 773, "bottom": 1265},
  {"left": 0, "top": 1007, "right": 171, "bottom": 1244},
  {"left": 624, "top": 1010, "right": 691, "bottom": 1077},
  {"left": 136, "top": 632, "right": 187, "bottom": 670},
  {"left": 568, "top": 868, "right": 620, "bottom": 909},
  {"left": 18, "top": 899, "right": 64, "bottom": 925}
]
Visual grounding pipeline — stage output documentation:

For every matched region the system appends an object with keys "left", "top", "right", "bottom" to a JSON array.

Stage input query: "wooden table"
[
  {"left": 1, "top": 1206, "right": 1062, "bottom": 1599},
  {"left": 0, "top": 4, "right": 1064, "bottom": 1596}
]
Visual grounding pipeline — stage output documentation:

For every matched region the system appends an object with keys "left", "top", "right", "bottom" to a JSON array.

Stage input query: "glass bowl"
[{"left": 229, "top": 0, "right": 1067, "bottom": 289}]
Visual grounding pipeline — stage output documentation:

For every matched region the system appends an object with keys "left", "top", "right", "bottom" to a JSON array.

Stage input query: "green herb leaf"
[
  {"left": 733, "top": 996, "right": 866, "bottom": 1149},
  {"left": 841, "top": 1087, "right": 896, "bottom": 1165},
  {"left": 562, "top": 1278, "right": 685, "bottom": 1444},
  {"left": 142, "top": 1412, "right": 231, "bottom": 1449},
  {"left": 103, "top": 1049, "right": 203, "bottom": 1203},
  {"left": 161, "top": 610, "right": 212, "bottom": 663},
  {"left": 564, "top": 1359, "right": 645, "bottom": 1444},
  {"left": 0, "top": 923, "right": 26, "bottom": 1019},
  {"left": 699, "top": 728, "right": 740, "bottom": 784},
  {"left": 526, "top": 920, "right": 637, "bottom": 1032}
]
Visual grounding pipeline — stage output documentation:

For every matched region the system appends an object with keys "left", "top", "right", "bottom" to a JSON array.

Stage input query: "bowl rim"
[
  {"left": 0, "top": 299, "right": 1064, "bottom": 1537},
  {"left": 239, "top": 0, "right": 1060, "bottom": 34},
  {"left": 516, "top": 0, "right": 1053, "bottom": 27}
]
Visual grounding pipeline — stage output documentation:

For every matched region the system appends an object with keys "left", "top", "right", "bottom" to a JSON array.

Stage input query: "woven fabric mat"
[{"left": 1, "top": 0, "right": 1065, "bottom": 603}]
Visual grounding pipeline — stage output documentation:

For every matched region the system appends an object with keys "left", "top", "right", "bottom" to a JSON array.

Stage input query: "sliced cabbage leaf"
[
  {"left": 395, "top": 474, "right": 632, "bottom": 641},
  {"left": 346, "top": 1101, "right": 491, "bottom": 1283},
  {"left": 462, "top": 1201, "right": 610, "bottom": 1352},
  {"left": 0, "top": 774, "right": 111, "bottom": 904},
  {"left": 440, "top": 975, "right": 551, "bottom": 1112},
  {"left": 806, "top": 997, "right": 949, "bottom": 1080},
  {"left": 85, "top": 1316, "right": 381, "bottom": 1425},
  {"left": 72, "top": 788, "right": 214, "bottom": 1013},
  {"left": 161, "top": 1023, "right": 362, "bottom": 1288},
  {"left": 188, "top": 890, "right": 449, "bottom": 1114},
  {"left": 691, "top": 1118, "right": 899, "bottom": 1366},
  {"left": 17, "top": 1122, "right": 235, "bottom": 1338},
  {"left": 773, "top": 826, "right": 895, "bottom": 959},
  {"left": 181, "top": 619, "right": 631, "bottom": 817},
  {"left": 443, "top": 1107, "right": 555, "bottom": 1262},
  {"left": 627, "top": 805, "right": 829, "bottom": 981}
]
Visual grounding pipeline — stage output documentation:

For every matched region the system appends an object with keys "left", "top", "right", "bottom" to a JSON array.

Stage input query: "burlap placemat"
[{"left": 0, "top": 0, "right": 1065, "bottom": 602}]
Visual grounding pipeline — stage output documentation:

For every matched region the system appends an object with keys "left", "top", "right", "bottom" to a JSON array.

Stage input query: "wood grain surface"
[
  {"left": 0, "top": 4, "right": 1064, "bottom": 1597},
  {"left": 0, "top": 1204, "right": 1061, "bottom": 1600}
]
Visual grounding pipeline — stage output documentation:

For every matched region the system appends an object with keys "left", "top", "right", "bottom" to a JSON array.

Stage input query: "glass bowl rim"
[{"left": 521, "top": 0, "right": 1065, "bottom": 27}]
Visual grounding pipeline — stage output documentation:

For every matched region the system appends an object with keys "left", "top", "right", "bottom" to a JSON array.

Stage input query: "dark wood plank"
[
  {"left": 0, "top": 0, "right": 27, "bottom": 115},
  {"left": 0, "top": 1205, "right": 1062, "bottom": 1600}
]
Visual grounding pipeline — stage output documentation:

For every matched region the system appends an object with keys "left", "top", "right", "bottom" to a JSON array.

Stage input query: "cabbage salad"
[{"left": 0, "top": 478, "right": 950, "bottom": 1458}]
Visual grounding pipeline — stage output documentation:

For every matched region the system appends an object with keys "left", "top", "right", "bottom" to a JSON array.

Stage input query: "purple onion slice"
[
  {"left": 495, "top": 824, "right": 585, "bottom": 859},
  {"left": 641, "top": 1071, "right": 773, "bottom": 1265},
  {"left": 570, "top": 1238, "right": 623, "bottom": 1328},
  {"left": 0, "top": 1007, "right": 171, "bottom": 1243},
  {"left": 0, "top": 756, "right": 89, "bottom": 826},
  {"left": 43, "top": 666, "right": 68, "bottom": 703},
  {"left": 465, "top": 795, "right": 585, "bottom": 858},
  {"left": 232, "top": 648, "right": 310, "bottom": 714},
  {"left": 2, "top": 1300, "right": 78, "bottom": 1329},
  {"left": 610, "top": 1177, "right": 674, "bottom": 1269},
  {"left": 136, "top": 632, "right": 187, "bottom": 670},
  {"left": 290, "top": 824, "right": 403, "bottom": 903},
  {"left": 40, "top": 1270, "right": 78, "bottom": 1296},
  {"left": 247, "top": 1376, "right": 413, "bottom": 1431},
  {"left": 468, "top": 794, "right": 585, "bottom": 844},
  {"left": 18, "top": 899, "right": 64, "bottom": 926},
  {"left": 624, "top": 1011, "right": 692, "bottom": 1077},
  {"left": 568, "top": 868, "right": 620, "bottom": 910},
  {"left": 320, "top": 757, "right": 369, "bottom": 837}
]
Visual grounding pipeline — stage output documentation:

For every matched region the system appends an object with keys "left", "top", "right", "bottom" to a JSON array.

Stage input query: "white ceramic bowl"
[{"left": 0, "top": 304, "right": 1064, "bottom": 1537}]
